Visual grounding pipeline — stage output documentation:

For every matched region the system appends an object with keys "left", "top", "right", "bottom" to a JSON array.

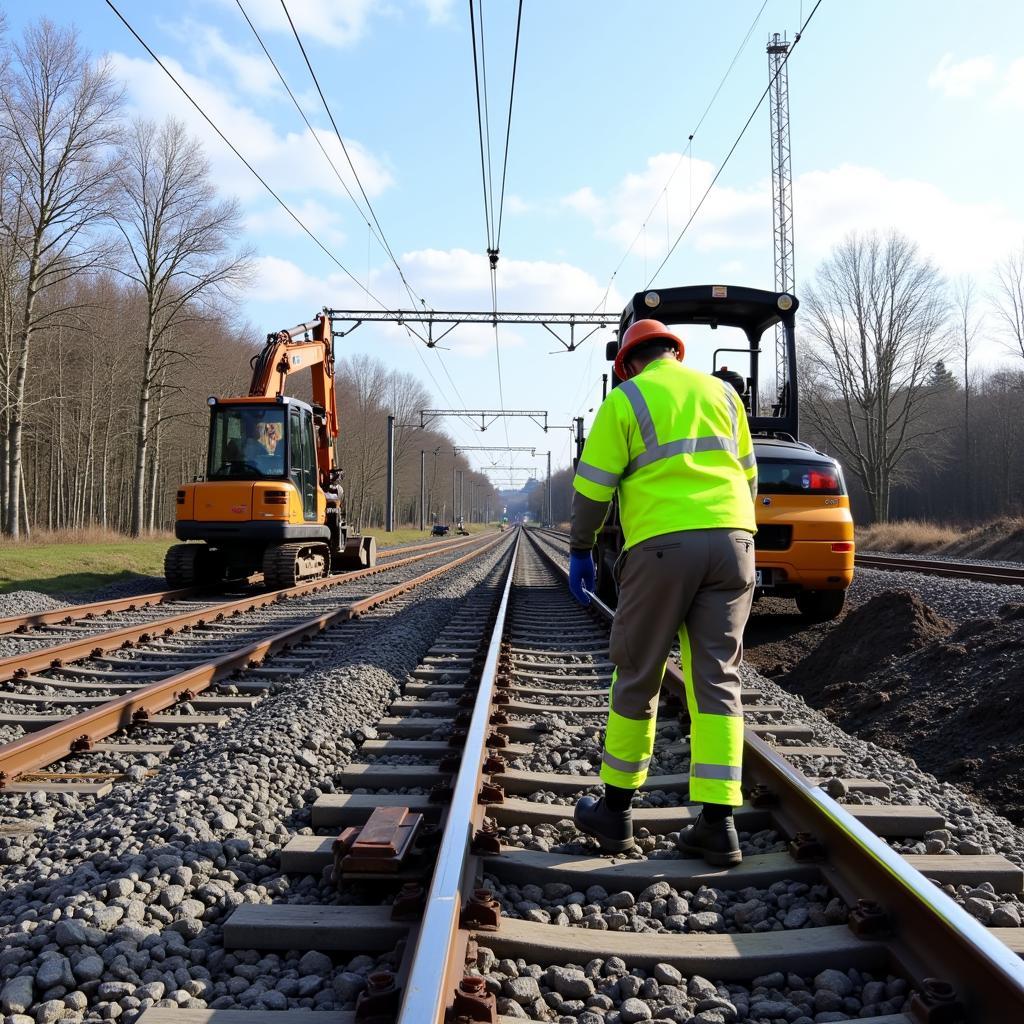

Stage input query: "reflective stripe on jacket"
[{"left": 573, "top": 359, "right": 757, "bottom": 548}]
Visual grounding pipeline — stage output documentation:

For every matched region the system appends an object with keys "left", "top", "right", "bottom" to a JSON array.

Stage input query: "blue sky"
[{"left": 11, "top": 1, "right": 1024, "bottom": 474}]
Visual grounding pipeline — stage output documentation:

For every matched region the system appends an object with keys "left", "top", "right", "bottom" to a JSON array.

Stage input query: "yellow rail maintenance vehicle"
[
  {"left": 168, "top": 311, "right": 376, "bottom": 591},
  {"left": 595, "top": 284, "right": 854, "bottom": 621}
]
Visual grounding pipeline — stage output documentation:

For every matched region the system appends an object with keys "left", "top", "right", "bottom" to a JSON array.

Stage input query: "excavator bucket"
[{"left": 337, "top": 534, "right": 377, "bottom": 571}]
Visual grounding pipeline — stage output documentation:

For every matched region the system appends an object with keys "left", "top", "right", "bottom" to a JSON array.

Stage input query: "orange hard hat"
[{"left": 614, "top": 319, "right": 685, "bottom": 380}]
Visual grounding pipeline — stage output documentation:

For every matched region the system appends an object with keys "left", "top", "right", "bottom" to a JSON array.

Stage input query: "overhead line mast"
[{"left": 768, "top": 31, "right": 796, "bottom": 405}]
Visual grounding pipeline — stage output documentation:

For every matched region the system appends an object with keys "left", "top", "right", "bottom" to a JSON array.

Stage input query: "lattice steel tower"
[{"left": 767, "top": 32, "right": 795, "bottom": 404}]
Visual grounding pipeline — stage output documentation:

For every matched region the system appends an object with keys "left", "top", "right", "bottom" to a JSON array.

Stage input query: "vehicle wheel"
[
  {"left": 795, "top": 589, "right": 846, "bottom": 622},
  {"left": 164, "top": 544, "right": 221, "bottom": 588},
  {"left": 263, "top": 542, "right": 329, "bottom": 590}
]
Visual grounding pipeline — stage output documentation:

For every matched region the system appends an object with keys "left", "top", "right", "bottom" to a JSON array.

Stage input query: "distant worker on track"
[{"left": 567, "top": 319, "right": 758, "bottom": 866}]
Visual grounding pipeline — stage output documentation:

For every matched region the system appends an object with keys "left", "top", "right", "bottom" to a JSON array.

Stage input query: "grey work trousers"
[{"left": 600, "top": 528, "right": 755, "bottom": 805}]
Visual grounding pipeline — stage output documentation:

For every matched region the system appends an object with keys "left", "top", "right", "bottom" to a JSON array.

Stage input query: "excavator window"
[{"left": 208, "top": 406, "right": 286, "bottom": 479}]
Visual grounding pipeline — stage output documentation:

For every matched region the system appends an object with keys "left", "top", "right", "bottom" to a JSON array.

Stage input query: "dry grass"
[
  {"left": 857, "top": 516, "right": 1024, "bottom": 561},
  {"left": 0, "top": 525, "right": 174, "bottom": 549}
]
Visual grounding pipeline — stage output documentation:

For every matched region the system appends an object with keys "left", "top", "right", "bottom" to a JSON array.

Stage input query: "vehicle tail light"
[
  {"left": 265, "top": 491, "right": 288, "bottom": 505},
  {"left": 809, "top": 470, "right": 839, "bottom": 490},
  {"left": 176, "top": 490, "right": 185, "bottom": 505},
  {"left": 831, "top": 542, "right": 854, "bottom": 553}
]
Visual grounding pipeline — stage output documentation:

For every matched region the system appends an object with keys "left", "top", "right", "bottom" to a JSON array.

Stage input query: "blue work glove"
[{"left": 568, "top": 550, "right": 595, "bottom": 606}]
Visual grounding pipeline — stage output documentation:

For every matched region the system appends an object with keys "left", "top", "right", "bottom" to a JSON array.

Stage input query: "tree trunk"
[
  {"left": 5, "top": 251, "right": 40, "bottom": 537},
  {"left": 131, "top": 315, "right": 156, "bottom": 537}
]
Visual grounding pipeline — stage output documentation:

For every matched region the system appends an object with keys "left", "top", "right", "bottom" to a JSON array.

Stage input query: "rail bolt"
[
  {"left": 748, "top": 784, "right": 778, "bottom": 808},
  {"left": 483, "top": 754, "right": 506, "bottom": 774},
  {"left": 478, "top": 780, "right": 505, "bottom": 805},
  {"left": 787, "top": 831, "right": 825, "bottom": 863},
  {"left": 391, "top": 883, "right": 425, "bottom": 921},
  {"left": 848, "top": 897, "right": 890, "bottom": 937},
  {"left": 460, "top": 889, "right": 501, "bottom": 932},
  {"left": 907, "top": 978, "right": 965, "bottom": 1023},
  {"left": 354, "top": 969, "right": 400, "bottom": 1023},
  {"left": 471, "top": 824, "right": 501, "bottom": 855},
  {"left": 450, "top": 974, "right": 498, "bottom": 1023},
  {"left": 70, "top": 735, "right": 92, "bottom": 753}
]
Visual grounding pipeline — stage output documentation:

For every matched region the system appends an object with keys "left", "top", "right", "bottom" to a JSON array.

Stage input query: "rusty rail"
[
  {"left": 856, "top": 552, "right": 1024, "bottom": 586},
  {"left": 526, "top": 528, "right": 1024, "bottom": 1019},
  {"left": 0, "top": 533, "right": 488, "bottom": 637},
  {"left": 0, "top": 534, "right": 506, "bottom": 783}
]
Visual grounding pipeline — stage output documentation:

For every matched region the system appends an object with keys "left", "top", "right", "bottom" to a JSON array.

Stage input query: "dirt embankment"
[
  {"left": 857, "top": 516, "right": 1024, "bottom": 561},
  {"left": 749, "top": 591, "right": 1024, "bottom": 825}
]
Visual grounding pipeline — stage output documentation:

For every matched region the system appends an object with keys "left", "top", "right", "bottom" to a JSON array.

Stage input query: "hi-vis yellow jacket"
[{"left": 573, "top": 359, "right": 757, "bottom": 548}]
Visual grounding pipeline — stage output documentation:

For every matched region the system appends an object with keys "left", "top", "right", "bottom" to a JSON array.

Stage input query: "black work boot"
[
  {"left": 677, "top": 812, "right": 742, "bottom": 867},
  {"left": 573, "top": 796, "right": 634, "bottom": 853}
]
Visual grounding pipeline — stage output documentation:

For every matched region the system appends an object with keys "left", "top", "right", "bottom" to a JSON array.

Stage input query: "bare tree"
[
  {"left": 993, "top": 244, "right": 1024, "bottom": 362},
  {"left": 115, "top": 117, "right": 251, "bottom": 536},
  {"left": 0, "top": 18, "right": 123, "bottom": 536},
  {"left": 952, "top": 276, "right": 981, "bottom": 517},
  {"left": 802, "top": 230, "right": 949, "bottom": 522}
]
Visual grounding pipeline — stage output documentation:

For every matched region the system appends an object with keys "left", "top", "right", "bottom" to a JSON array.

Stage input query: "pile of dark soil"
[
  {"left": 743, "top": 596, "right": 841, "bottom": 679},
  {"left": 782, "top": 590, "right": 953, "bottom": 699},
  {"left": 779, "top": 597, "right": 1024, "bottom": 824},
  {"left": 948, "top": 516, "right": 1024, "bottom": 562}
]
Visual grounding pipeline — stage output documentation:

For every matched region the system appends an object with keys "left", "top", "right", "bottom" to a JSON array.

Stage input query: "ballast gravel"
[
  {"left": 472, "top": 947, "right": 914, "bottom": 1022},
  {"left": 0, "top": 538, "right": 513, "bottom": 1023}
]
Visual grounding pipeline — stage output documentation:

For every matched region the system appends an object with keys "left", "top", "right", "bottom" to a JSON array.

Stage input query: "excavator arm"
[{"left": 249, "top": 311, "right": 339, "bottom": 490}]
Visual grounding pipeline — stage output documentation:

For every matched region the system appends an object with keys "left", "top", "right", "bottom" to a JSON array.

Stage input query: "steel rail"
[
  {"left": 526, "top": 528, "right": 1024, "bottom": 1017},
  {"left": 396, "top": 531, "right": 519, "bottom": 1024},
  {"left": 856, "top": 552, "right": 1024, "bottom": 586},
  {"left": 0, "top": 536, "right": 490, "bottom": 682},
  {"left": 0, "top": 534, "right": 485, "bottom": 637},
  {"left": 0, "top": 533, "right": 509, "bottom": 783}
]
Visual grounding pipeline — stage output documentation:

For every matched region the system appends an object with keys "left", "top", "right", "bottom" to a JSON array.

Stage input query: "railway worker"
[{"left": 568, "top": 319, "right": 757, "bottom": 866}]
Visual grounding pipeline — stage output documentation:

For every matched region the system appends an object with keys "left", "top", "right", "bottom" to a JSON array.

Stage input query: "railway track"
[
  {"left": 0, "top": 533, "right": 505, "bottom": 790},
  {"left": 0, "top": 533, "right": 481, "bottom": 639},
  {"left": 132, "top": 527, "right": 1024, "bottom": 1023},
  {"left": 855, "top": 552, "right": 1024, "bottom": 586}
]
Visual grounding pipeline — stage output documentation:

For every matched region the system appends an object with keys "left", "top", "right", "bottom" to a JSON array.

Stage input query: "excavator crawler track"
[{"left": 263, "top": 542, "right": 329, "bottom": 591}]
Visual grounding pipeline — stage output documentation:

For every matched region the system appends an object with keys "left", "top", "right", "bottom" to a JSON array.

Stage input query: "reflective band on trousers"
[
  {"left": 602, "top": 750, "right": 651, "bottom": 774},
  {"left": 576, "top": 460, "right": 621, "bottom": 488},
  {"left": 690, "top": 762, "right": 743, "bottom": 781},
  {"left": 618, "top": 376, "right": 739, "bottom": 479}
]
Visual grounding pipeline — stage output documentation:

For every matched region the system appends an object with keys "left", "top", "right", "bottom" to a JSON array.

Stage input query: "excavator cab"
[{"left": 167, "top": 312, "right": 376, "bottom": 590}]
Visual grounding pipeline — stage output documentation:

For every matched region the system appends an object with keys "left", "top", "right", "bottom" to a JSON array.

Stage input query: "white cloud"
[
  {"left": 110, "top": 52, "right": 394, "bottom": 206},
  {"left": 996, "top": 57, "right": 1024, "bottom": 108},
  {"left": 928, "top": 53, "right": 997, "bottom": 98},
  {"left": 246, "top": 248, "right": 624, "bottom": 357},
  {"left": 563, "top": 154, "right": 1024, "bottom": 280},
  {"left": 503, "top": 194, "right": 531, "bottom": 216},
  {"left": 416, "top": 0, "right": 456, "bottom": 24},
  {"left": 561, "top": 186, "right": 603, "bottom": 218},
  {"left": 210, "top": 0, "right": 378, "bottom": 49},
  {"left": 181, "top": 22, "right": 281, "bottom": 97}
]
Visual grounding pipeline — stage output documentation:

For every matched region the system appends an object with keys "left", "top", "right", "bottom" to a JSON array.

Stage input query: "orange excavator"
[{"left": 166, "top": 310, "right": 376, "bottom": 590}]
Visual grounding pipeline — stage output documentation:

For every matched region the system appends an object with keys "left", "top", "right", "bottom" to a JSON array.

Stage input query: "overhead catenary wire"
[
  {"left": 494, "top": 0, "right": 523, "bottom": 250},
  {"left": 104, "top": 0, "right": 382, "bottom": 306},
  {"left": 591, "top": 0, "right": 771, "bottom": 313},
  {"left": 107, "top": 0, "right": 482, "bottom": 457},
  {"left": 278, "top": 0, "right": 427, "bottom": 310},
  {"left": 645, "top": 0, "right": 824, "bottom": 288}
]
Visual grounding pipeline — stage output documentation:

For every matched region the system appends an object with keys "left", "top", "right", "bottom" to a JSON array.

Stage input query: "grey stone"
[
  {"left": 619, "top": 997, "right": 653, "bottom": 1022},
  {"left": 992, "top": 904, "right": 1022, "bottom": 927},
  {"left": 2, "top": 976, "right": 35, "bottom": 1015},
  {"left": 653, "top": 963, "right": 682, "bottom": 986},
  {"left": 54, "top": 920, "right": 89, "bottom": 948},
  {"left": 212, "top": 812, "right": 238, "bottom": 830},
  {"left": 33, "top": 999, "right": 67, "bottom": 1024},
  {"left": 813, "top": 968, "right": 853, "bottom": 997},
  {"left": 502, "top": 976, "right": 541, "bottom": 1004},
  {"left": 688, "top": 975, "right": 719, "bottom": 999},
  {"left": 545, "top": 967, "right": 593, "bottom": 1001},
  {"left": 73, "top": 956, "right": 104, "bottom": 983},
  {"left": 298, "top": 951, "right": 332, "bottom": 976},
  {"left": 36, "top": 958, "right": 74, "bottom": 991},
  {"left": 686, "top": 911, "right": 725, "bottom": 931}
]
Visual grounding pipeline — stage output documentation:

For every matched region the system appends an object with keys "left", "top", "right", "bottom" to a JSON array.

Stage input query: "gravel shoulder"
[{"left": 0, "top": 538, "right": 513, "bottom": 1022}]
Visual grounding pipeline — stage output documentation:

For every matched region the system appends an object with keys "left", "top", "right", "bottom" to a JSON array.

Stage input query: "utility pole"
[
  {"left": 546, "top": 452, "right": 551, "bottom": 524},
  {"left": 768, "top": 31, "right": 795, "bottom": 404},
  {"left": 419, "top": 450, "right": 426, "bottom": 531},
  {"left": 459, "top": 471, "right": 464, "bottom": 522},
  {"left": 452, "top": 465, "right": 457, "bottom": 527},
  {"left": 385, "top": 414, "right": 395, "bottom": 532}
]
